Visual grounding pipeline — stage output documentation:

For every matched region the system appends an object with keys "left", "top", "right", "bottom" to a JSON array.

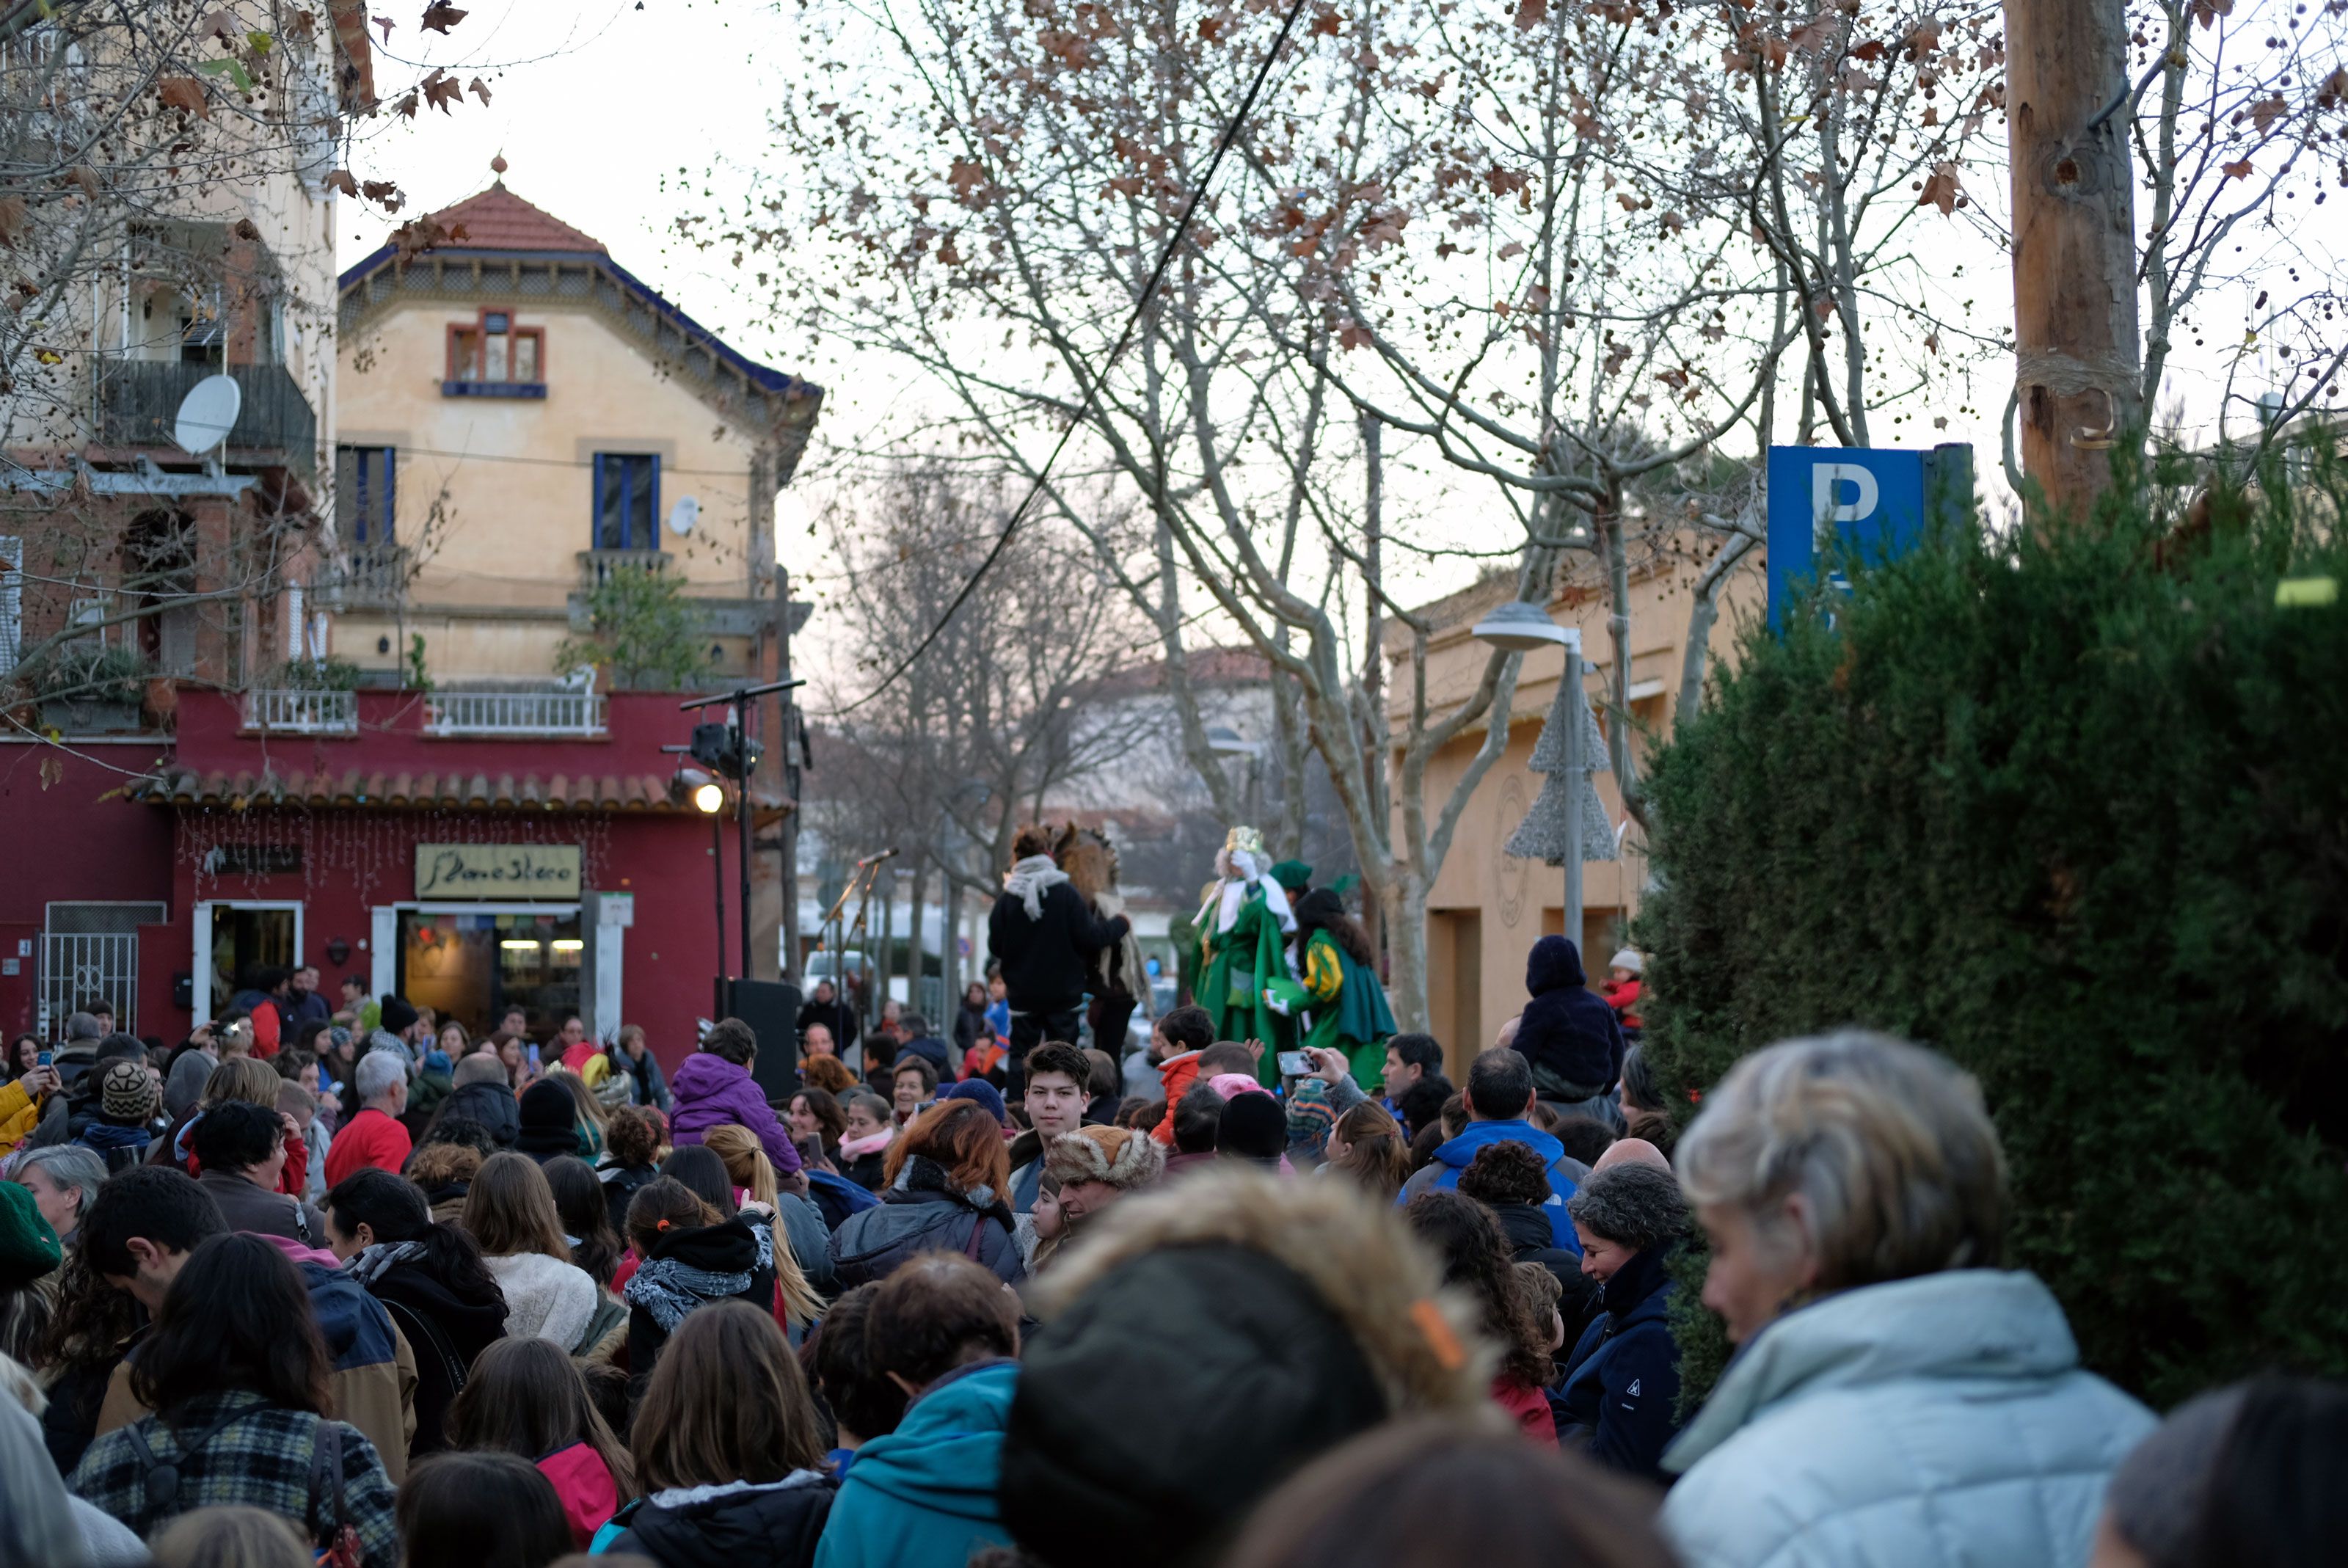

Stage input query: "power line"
[{"left": 835, "top": 0, "right": 1317, "bottom": 716}]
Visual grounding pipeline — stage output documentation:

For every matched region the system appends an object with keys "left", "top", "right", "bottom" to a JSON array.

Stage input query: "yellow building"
[
  {"left": 330, "top": 164, "right": 822, "bottom": 688},
  {"left": 1391, "top": 539, "right": 1764, "bottom": 1079}
]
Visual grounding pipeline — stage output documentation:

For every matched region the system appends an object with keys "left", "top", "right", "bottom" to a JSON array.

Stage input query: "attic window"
[{"left": 445, "top": 307, "right": 545, "bottom": 398}]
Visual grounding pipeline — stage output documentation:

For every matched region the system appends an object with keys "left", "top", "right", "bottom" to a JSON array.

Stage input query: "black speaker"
[{"left": 726, "top": 979, "right": 803, "bottom": 1105}]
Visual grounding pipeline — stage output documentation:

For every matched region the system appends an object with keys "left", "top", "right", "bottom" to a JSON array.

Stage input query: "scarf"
[
  {"left": 1002, "top": 854, "right": 1070, "bottom": 920},
  {"left": 624, "top": 1219, "right": 773, "bottom": 1334},
  {"left": 840, "top": 1126, "right": 895, "bottom": 1162},
  {"left": 346, "top": 1239, "right": 426, "bottom": 1287}
]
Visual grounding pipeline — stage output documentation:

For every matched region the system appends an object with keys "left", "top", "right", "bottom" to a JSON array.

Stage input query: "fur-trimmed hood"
[
  {"left": 1005, "top": 1168, "right": 1502, "bottom": 1568},
  {"left": 1029, "top": 1164, "right": 1495, "bottom": 1417},
  {"left": 1043, "top": 1126, "right": 1164, "bottom": 1192}
]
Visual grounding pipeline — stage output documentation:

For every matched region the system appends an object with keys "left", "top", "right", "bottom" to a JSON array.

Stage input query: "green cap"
[{"left": 1268, "top": 860, "right": 1313, "bottom": 893}]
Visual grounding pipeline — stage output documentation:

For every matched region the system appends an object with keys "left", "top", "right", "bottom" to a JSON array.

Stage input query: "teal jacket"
[{"left": 812, "top": 1359, "right": 1017, "bottom": 1568}]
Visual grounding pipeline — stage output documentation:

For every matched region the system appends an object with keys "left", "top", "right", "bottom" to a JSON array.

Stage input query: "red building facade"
[{"left": 0, "top": 688, "right": 749, "bottom": 1066}]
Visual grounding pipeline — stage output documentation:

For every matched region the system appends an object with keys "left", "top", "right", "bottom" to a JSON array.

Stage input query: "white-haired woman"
[{"left": 1660, "top": 1031, "right": 2154, "bottom": 1568}]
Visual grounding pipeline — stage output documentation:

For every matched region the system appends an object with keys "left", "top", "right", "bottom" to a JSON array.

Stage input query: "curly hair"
[
  {"left": 605, "top": 1105, "right": 663, "bottom": 1169},
  {"left": 1403, "top": 1189, "right": 1553, "bottom": 1388},
  {"left": 1455, "top": 1139, "right": 1554, "bottom": 1210}
]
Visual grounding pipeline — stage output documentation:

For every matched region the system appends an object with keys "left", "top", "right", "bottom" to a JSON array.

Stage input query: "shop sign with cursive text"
[{"left": 414, "top": 844, "right": 582, "bottom": 900}]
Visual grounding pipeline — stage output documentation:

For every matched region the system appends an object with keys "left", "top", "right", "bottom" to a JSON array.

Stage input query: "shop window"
[
  {"left": 592, "top": 453, "right": 660, "bottom": 551},
  {"left": 445, "top": 309, "right": 545, "bottom": 398},
  {"left": 398, "top": 911, "right": 581, "bottom": 1038},
  {"left": 336, "top": 445, "right": 396, "bottom": 544}
]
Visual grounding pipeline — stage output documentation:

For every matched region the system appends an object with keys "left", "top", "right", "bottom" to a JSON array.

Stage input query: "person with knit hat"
[
  {"left": 1042, "top": 1125, "right": 1163, "bottom": 1236},
  {"left": 1556, "top": 1161, "right": 1689, "bottom": 1481},
  {"left": 73, "top": 1061, "right": 158, "bottom": 1173},
  {"left": 516, "top": 1079, "right": 586, "bottom": 1163},
  {"left": 0, "top": 1179, "right": 63, "bottom": 1296},
  {"left": 999, "top": 1167, "right": 1495, "bottom": 1568},
  {"left": 1601, "top": 949, "right": 1644, "bottom": 1037},
  {"left": 1215, "top": 1088, "right": 1288, "bottom": 1170},
  {"left": 938, "top": 1077, "right": 1009, "bottom": 1128}
]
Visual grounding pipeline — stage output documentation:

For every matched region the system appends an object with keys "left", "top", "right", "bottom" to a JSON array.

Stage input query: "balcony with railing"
[
  {"left": 320, "top": 543, "right": 410, "bottom": 610},
  {"left": 244, "top": 688, "right": 357, "bottom": 734},
  {"left": 92, "top": 359, "right": 318, "bottom": 471},
  {"left": 423, "top": 690, "right": 608, "bottom": 738},
  {"left": 577, "top": 550, "right": 671, "bottom": 591}
]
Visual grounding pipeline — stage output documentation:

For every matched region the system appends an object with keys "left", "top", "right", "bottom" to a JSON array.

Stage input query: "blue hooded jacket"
[
  {"left": 813, "top": 1358, "right": 1018, "bottom": 1568},
  {"left": 1396, "top": 1120, "right": 1582, "bottom": 1252}
]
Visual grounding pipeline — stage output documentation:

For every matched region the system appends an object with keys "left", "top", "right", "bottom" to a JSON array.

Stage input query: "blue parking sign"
[{"left": 1766, "top": 444, "right": 1972, "bottom": 625}]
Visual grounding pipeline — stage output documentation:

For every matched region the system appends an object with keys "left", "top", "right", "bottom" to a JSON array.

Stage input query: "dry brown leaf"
[
  {"left": 324, "top": 169, "right": 360, "bottom": 197},
  {"left": 421, "top": 2, "right": 467, "bottom": 33},
  {"left": 1918, "top": 161, "right": 1961, "bottom": 215},
  {"left": 39, "top": 754, "right": 62, "bottom": 791},
  {"left": 373, "top": 12, "right": 395, "bottom": 42},
  {"left": 422, "top": 69, "right": 462, "bottom": 114},
  {"left": 2221, "top": 158, "right": 2254, "bottom": 181},
  {"left": 0, "top": 197, "right": 22, "bottom": 248},
  {"left": 1512, "top": 0, "right": 1547, "bottom": 30},
  {"left": 158, "top": 77, "right": 209, "bottom": 116}
]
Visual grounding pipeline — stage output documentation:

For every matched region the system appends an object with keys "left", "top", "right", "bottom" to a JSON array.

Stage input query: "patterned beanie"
[{"left": 100, "top": 1059, "right": 157, "bottom": 1123}]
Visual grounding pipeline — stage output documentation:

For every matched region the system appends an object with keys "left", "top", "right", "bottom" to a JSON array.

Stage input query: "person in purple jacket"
[{"left": 666, "top": 1018, "right": 803, "bottom": 1175}]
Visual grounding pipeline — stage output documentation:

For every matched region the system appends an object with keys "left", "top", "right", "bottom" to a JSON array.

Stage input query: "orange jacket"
[{"left": 1148, "top": 1050, "right": 1204, "bottom": 1146}]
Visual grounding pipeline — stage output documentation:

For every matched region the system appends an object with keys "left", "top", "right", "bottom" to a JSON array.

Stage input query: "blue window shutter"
[
  {"left": 593, "top": 455, "right": 607, "bottom": 549},
  {"left": 646, "top": 454, "right": 661, "bottom": 550},
  {"left": 381, "top": 448, "right": 397, "bottom": 544},
  {"left": 353, "top": 451, "right": 368, "bottom": 544}
]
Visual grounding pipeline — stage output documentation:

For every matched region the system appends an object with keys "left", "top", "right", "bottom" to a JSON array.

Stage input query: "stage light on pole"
[{"left": 693, "top": 781, "right": 724, "bottom": 814}]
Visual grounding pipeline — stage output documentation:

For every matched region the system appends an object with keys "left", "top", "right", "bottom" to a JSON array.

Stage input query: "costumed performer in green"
[
  {"left": 1195, "top": 827, "right": 1301, "bottom": 1084},
  {"left": 1288, "top": 884, "right": 1396, "bottom": 1092}
]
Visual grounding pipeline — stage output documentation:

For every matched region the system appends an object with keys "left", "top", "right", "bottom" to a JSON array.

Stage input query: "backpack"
[{"left": 124, "top": 1402, "right": 255, "bottom": 1513}]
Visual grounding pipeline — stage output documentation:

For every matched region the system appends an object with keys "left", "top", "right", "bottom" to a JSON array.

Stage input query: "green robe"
[
  {"left": 1299, "top": 929, "right": 1399, "bottom": 1090},
  {"left": 1199, "top": 887, "right": 1297, "bottom": 1083}
]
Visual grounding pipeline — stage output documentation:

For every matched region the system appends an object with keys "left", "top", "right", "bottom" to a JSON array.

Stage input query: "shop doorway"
[
  {"left": 396, "top": 908, "right": 582, "bottom": 1040},
  {"left": 196, "top": 901, "right": 303, "bottom": 1024}
]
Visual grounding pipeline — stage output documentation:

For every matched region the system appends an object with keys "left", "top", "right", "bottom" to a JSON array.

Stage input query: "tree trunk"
[
  {"left": 1382, "top": 869, "right": 1432, "bottom": 1033},
  {"left": 2005, "top": 0, "right": 2143, "bottom": 519}
]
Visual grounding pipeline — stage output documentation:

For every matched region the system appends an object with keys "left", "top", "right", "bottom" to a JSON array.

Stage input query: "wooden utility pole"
[{"left": 2005, "top": 0, "right": 2142, "bottom": 519}]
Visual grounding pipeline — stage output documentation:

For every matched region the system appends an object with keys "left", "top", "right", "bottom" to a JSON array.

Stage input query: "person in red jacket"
[
  {"left": 324, "top": 1049, "right": 412, "bottom": 1187},
  {"left": 1601, "top": 949, "right": 1644, "bottom": 1038}
]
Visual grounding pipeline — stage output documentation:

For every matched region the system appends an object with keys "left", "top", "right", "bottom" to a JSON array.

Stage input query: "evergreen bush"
[{"left": 1638, "top": 454, "right": 2348, "bottom": 1409}]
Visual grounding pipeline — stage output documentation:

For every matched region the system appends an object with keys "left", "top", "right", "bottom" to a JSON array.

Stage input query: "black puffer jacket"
[
  {"left": 1513, "top": 937, "right": 1626, "bottom": 1100},
  {"left": 434, "top": 1079, "right": 519, "bottom": 1149},
  {"left": 828, "top": 1156, "right": 1023, "bottom": 1288},
  {"left": 605, "top": 1471, "right": 836, "bottom": 1568},
  {"left": 988, "top": 880, "right": 1126, "bottom": 1013}
]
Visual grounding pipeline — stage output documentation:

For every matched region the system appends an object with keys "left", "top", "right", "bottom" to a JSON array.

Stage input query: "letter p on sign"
[{"left": 1812, "top": 463, "right": 1880, "bottom": 543}]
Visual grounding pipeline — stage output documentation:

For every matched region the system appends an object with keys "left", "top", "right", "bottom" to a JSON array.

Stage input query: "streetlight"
[
  {"left": 1473, "top": 604, "right": 1588, "bottom": 955},
  {"left": 1468, "top": 599, "right": 1576, "bottom": 650},
  {"left": 671, "top": 765, "right": 729, "bottom": 985}
]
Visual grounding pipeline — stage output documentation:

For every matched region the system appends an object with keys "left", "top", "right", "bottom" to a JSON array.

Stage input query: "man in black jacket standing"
[
  {"left": 988, "top": 826, "right": 1129, "bottom": 1101},
  {"left": 795, "top": 979, "right": 862, "bottom": 1071}
]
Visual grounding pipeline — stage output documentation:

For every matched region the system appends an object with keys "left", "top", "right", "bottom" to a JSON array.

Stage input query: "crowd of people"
[{"left": 0, "top": 849, "right": 2338, "bottom": 1568}]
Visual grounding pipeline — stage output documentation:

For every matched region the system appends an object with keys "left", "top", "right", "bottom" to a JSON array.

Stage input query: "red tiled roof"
[
  {"left": 131, "top": 767, "right": 696, "bottom": 813},
  {"left": 429, "top": 183, "right": 605, "bottom": 254}
]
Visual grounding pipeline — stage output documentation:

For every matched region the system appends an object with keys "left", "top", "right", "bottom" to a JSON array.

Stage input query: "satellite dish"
[
  {"left": 172, "top": 374, "right": 242, "bottom": 455},
  {"left": 667, "top": 495, "right": 700, "bottom": 536}
]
